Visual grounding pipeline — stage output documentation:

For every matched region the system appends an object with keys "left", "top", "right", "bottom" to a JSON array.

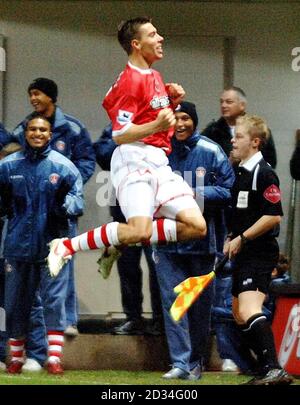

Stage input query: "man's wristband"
[{"left": 240, "top": 233, "right": 249, "bottom": 246}]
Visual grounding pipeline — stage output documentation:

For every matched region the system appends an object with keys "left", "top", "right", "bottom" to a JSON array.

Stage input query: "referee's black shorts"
[{"left": 231, "top": 248, "right": 279, "bottom": 297}]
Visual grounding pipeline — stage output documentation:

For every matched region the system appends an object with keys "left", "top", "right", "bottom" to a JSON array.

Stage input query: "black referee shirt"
[{"left": 229, "top": 152, "right": 283, "bottom": 251}]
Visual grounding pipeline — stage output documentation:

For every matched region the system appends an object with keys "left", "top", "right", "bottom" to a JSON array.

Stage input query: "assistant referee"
[{"left": 224, "top": 114, "right": 293, "bottom": 386}]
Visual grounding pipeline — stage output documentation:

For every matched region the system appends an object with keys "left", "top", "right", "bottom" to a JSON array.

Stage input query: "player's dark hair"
[
  {"left": 118, "top": 16, "right": 152, "bottom": 55},
  {"left": 25, "top": 113, "right": 51, "bottom": 129}
]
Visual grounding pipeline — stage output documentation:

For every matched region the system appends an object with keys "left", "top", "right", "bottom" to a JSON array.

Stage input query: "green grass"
[
  {"left": 0, "top": 370, "right": 299, "bottom": 385},
  {"left": 0, "top": 370, "right": 248, "bottom": 385}
]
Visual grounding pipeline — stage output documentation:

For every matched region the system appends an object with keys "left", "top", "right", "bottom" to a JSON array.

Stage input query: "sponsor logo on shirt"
[
  {"left": 263, "top": 184, "right": 281, "bottom": 204},
  {"left": 150, "top": 95, "right": 170, "bottom": 110},
  {"left": 49, "top": 173, "right": 60, "bottom": 184},
  {"left": 117, "top": 110, "right": 133, "bottom": 124}
]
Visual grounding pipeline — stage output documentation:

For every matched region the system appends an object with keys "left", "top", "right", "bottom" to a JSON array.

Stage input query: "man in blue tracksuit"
[
  {"left": 0, "top": 115, "right": 84, "bottom": 374},
  {"left": 0, "top": 78, "right": 95, "bottom": 370},
  {"left": 155, "top": 102, "right": 235, "bottom": 380}
]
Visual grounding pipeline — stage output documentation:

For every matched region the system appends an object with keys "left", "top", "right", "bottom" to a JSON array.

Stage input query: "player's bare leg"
[{"left": 174, "top": 207, "right": 207, "bottom": 241}]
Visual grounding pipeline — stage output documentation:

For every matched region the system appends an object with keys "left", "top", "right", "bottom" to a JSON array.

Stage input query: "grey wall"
[{"left": 1, "top": 1, "right": 300, "bottom": 315}]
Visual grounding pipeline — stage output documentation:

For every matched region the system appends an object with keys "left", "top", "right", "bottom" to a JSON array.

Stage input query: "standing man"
[
  {"left": 0, "top": 115, "right": 84, "bottom": 374},
  {"left": 47, "top": 17, "right": 207, "bottom": 278},
  {"left": 202, "top": 86, "right": 277, "bottom": 168},
  {"left": 155, "top": 101, "right": 235, "bottom": 379},
  {"left": 224, "top": 114, "right": 292, "bottom": 385},
  {"left": 0, "top": 78, "right": 95, "bottom": 371}
]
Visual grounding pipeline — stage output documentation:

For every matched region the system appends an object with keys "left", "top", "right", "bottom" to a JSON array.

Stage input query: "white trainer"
[
  {"left": 0, "top": 360, "right": 6, "bottom": 371},
  {"left": 22, "top": 358, "right": 42, "bottom": 372},
  {"left": 64, "top": 325, "right": 79, "bottom": 337},
  {"left": 47, "top": 238, "right": 72, "bottom": 277},
  {"left": 97, "top": 246, "right": 122, "bottom": 279},
  {"left": 222, "top": 359, "right": 238, "bottom": 372}
]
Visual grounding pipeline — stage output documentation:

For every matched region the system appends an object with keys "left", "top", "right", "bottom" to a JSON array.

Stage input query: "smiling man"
[
  {"left": 0, "top": 115, "right": 83, "bottom": 375},
  {"left": 26, "top": 115, "right": 51, "bottom": 147}
]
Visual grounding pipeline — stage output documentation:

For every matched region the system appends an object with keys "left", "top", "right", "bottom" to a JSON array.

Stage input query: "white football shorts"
[{"left": 110, "top": 142, "right": 198, "bottom": 220}]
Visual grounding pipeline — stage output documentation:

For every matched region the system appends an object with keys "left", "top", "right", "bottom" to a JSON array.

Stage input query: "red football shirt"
[{"left": 103, "top": 62, "right": 174, "bottom": 154}]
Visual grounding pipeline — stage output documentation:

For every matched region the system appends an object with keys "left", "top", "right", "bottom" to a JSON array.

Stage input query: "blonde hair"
[{"left": 236, "top": 114, "right": 269, "bottom": 149}]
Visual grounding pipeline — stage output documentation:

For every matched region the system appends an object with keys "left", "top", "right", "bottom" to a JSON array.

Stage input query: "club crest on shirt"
[
  {"left": 263, "top": 184, "right": 281, "bottom": 204},
  {"left": 56, "top": 140, "right": 66, "bottom": 151},
  {"left": 196, "top": 167, "right": 206, "bottom": 177},
  {"left": 49, "top": 173, "right": 60, "bottom": 184}
]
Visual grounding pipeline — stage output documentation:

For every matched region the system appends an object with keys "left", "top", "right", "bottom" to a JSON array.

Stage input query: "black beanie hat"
[
  {"left": 28, "top": 78, "right": 58, "bottom": 103},
  {"left": 175, "top": 101, "right": 199, "bottom": 129}
]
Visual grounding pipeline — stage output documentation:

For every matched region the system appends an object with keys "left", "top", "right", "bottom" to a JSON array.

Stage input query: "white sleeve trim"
[{"left": 112, "top": 122, "right": 133, "bottom": 137}]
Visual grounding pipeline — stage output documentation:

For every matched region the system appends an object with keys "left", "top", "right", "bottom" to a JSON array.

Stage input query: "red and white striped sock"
[
  {"left": 47, "top": 331, "right": 64, "bottom": 364},
  {"left": 63, "top": 222, "right": 120, "bottom": 253},
  {"left": 140, "top": 218, "right": 177, "bottom": 246},
  {"left": 9, "top": 338, "right": 25, "bottom": 363},
  {"left": 150, "top": 218, "right": 177, "bottom": 244}
]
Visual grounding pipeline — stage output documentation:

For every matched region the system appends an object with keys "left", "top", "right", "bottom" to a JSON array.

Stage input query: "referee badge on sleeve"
[
  {"left": 263, "top": 184, "right": 281, "bottom": 204},
  {"left": 237, "top": 191, "right": 249, "bottom": 208}
]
